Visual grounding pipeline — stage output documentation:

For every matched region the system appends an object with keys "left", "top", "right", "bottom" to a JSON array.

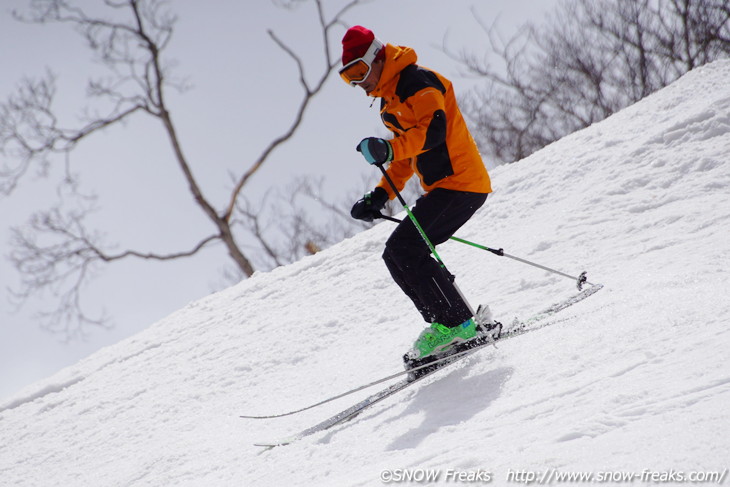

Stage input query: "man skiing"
[{"left": 340, "top": 26, "right": 494, "bottom": 362}]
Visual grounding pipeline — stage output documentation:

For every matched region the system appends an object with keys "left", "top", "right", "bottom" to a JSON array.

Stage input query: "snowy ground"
[{"left": 1, "top": 61, "right": 729, "bottom": 486}]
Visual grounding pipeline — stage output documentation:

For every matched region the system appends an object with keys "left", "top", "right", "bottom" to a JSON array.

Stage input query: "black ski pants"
[{"left": 382, "top": 188, "right": 488, "bottom": 328}]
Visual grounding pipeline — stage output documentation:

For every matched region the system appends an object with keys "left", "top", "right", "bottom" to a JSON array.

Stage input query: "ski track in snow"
[{"left": 1, "top": 61, "right": 729, "bottom": 486}]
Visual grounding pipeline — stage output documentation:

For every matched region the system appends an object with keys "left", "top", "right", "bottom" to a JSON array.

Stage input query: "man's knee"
[{"left": 384, "top": 231, "right": 423, "bottom": 265}]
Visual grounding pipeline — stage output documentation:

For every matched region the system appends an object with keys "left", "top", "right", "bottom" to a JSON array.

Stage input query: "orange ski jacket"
[{"left": 369, "top": 44, "right": 492, "bottom": 199}]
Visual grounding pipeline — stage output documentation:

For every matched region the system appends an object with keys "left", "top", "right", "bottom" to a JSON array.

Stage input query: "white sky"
[{"left": 0, "top": 0, "right": 559, "bottom": 400}]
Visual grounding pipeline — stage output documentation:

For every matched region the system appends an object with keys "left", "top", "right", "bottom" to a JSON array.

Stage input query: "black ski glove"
[{"left": 350, "top": 187, "right": 389, "bottom": 222}]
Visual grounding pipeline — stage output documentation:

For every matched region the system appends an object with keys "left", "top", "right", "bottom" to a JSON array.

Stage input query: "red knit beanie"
[{"left": 341, "top": 25, "right": 385, "bottom": 64}]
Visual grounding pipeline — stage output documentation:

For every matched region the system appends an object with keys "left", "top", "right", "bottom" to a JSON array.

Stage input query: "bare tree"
[
  {"left": 452, "top": 0, "right": 730, "bottom": 164},
  {"left": 0, "top": 0, "right": 366, "bottom": 339}
]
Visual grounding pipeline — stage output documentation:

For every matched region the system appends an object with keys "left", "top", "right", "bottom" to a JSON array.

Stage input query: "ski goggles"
[{"left": 339, "top": 38, "right": 384, "bottom": 86}]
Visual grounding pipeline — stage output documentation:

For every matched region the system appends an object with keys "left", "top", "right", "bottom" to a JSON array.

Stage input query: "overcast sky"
[{"left": 0, "top": 0, "right": 559, "bottom": 400}]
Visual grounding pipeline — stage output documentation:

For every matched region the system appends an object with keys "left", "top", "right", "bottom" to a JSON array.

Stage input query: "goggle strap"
[{"left": 339, "top": 38, "right": 384, "bottom": 78}]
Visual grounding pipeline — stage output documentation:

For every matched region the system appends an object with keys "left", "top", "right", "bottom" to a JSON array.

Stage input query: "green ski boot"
[{"left": 411, "top": 318, "right": 477, "bottom": 359}]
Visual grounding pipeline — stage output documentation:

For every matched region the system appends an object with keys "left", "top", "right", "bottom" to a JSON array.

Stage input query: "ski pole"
[
  {"left": 376, "top": 213, "right": 593, "bottom": 290},
  {"left": 374, "top": 163, "right": 475, "bottom": 315},
  {"left": 375, "top": 164, "right": 446, "bottom": 268}
]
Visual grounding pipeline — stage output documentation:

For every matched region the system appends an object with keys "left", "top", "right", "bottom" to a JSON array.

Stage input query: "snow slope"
[{"left": 1, "top": 60, "right": 729, "bottom": 486}]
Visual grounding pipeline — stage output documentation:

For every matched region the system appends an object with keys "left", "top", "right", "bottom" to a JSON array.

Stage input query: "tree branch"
[{"left": 223, "top": 0, "right": 366, "bottom": 222}]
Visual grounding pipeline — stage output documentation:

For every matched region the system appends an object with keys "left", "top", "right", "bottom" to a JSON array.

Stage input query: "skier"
[{"left": 340, "top": 26, "right": 494, "bottom": 361}]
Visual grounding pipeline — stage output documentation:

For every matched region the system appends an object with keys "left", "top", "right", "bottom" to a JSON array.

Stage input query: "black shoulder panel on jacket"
[{"left": 395, "top": 64, "right": 446, "bottom": 103}]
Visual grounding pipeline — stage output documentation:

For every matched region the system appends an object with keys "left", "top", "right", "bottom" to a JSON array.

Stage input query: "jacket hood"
[{"left": 370, "top": 44, "right": 417, "bottom": 98}]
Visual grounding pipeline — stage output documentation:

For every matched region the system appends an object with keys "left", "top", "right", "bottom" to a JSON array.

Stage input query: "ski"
[
  {"left": 244, "top": 283, "right": 602, "bottom": 421},
  {"left": 251, "top": 284, "right": 603, "bottom": 448},
  {"left": 241, "top": 337, "right": 496, "bottom": 420},
  {"left": 253, "top": 338, "right": 491, "bottom": 448}
]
